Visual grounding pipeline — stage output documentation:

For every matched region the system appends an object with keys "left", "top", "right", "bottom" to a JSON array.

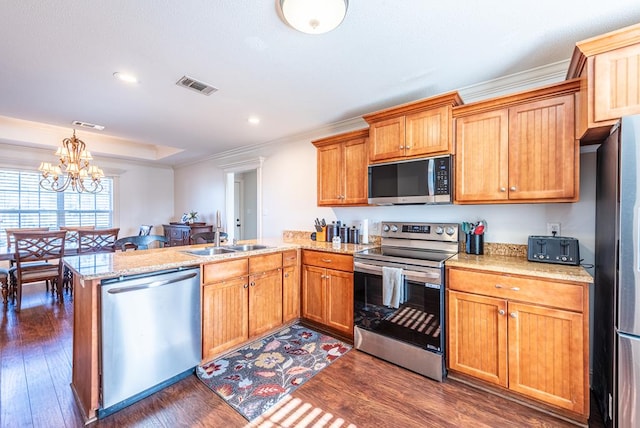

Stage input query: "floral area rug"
[{"left": 196, "top": 323, "right": 351, "bottom": 421}]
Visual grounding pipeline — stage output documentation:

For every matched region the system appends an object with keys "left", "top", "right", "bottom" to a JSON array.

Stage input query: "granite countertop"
[
  {"left": 446, "top": 253, "right": 593, "bottom": 283},
  {"left": 63, "top": 237, "right": 377, "bottom": 281}
]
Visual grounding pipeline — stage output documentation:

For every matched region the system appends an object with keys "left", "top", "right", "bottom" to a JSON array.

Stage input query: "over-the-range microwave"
[{"left": 368, "top": 155, "right": 453, "bottom": 205}]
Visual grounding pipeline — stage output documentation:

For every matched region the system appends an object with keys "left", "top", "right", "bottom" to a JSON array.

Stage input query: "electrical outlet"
[{"left": 546, "top": 222, "right": 561, "bottom": 236}]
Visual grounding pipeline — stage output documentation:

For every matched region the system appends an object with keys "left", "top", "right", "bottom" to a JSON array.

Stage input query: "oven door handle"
[
  {"left": 354, "top": 262, "right": 384, "bottom": 276},
  {"left": 354, "top": 262, "right": 441, "bottom": 283}
]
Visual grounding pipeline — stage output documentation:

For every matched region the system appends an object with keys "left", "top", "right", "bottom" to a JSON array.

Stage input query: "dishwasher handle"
[{"left": 107, "top": 271, "right": 198, "bottom": 294}]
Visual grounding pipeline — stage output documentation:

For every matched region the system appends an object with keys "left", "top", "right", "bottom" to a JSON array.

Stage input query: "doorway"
[{"left": 223, "top": 157, "right": 264, "bottom": 242}]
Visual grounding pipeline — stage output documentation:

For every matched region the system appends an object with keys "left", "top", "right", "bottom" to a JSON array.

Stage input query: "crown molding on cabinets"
[{"left": 458, "top": 59, "right": 570, "bottom": 104}]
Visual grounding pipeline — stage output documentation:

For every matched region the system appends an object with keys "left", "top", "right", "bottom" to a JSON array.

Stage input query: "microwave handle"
[{"left": 427, "top": 158, "right": 435, "bottom": 196}]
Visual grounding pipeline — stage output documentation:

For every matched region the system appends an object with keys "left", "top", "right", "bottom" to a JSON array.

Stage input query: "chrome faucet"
[{"left": 214, "top": 210, "right": 222, "bottom": 247}]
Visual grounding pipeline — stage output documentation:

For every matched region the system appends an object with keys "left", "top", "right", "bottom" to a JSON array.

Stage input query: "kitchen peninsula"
[{"left": 63, "top": 238, "right": 373, "bottom": 423}]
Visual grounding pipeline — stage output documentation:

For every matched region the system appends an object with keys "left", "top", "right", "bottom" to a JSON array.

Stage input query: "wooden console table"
[{"left": 162, "top": 223, "right": 212, "bottom": 247}]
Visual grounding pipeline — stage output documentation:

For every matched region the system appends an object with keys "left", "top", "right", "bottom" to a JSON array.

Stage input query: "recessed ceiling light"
[
  {"left": 248, "top": 116, "right": 260, "bottom": 125},
  {"left": 113, "top": 72, "right": 139, "bottom": 84}
]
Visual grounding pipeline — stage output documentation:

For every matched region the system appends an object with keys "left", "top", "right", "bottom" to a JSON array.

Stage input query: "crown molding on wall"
[{"left": 177, "top": 59, "right": 572, "bottom": 169}]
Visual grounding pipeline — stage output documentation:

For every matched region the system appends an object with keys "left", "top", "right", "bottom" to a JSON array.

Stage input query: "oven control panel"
[{"left": 381, "top": 222, "right": 459, "bottom": 242}]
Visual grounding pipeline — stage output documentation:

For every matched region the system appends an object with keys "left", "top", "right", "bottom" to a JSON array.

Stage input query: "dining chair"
[
  {"left": 10, "top": 230, "right": 66, "bottom": 312},
  {"left": 5, "top": 227, "right": 54, "bottom": 290},
  {"left": 0, "top": 267, "right": 8, "bottom": 305},
  {"left": 114, "top": 235, "right": 168, "bottom": 251},
  {"left": 60, "top": 225, "right": 96, "bottom": 246},
  {"left": 138, "top": 225, "right": 153, "bottom": 236},
  {"left": 190, "top": 231, "right": 228, "bottom": 245},
  {"left": 77, "top": 228, "right": 120, "bottom": 254}
]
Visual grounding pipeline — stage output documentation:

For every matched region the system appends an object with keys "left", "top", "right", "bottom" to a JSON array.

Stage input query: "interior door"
[{"left": 234, "top": 180, "right": 243, "bottom": 240}]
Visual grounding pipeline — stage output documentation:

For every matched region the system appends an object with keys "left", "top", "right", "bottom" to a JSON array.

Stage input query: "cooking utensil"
[{"left": 474, "top": 224, "right": 485, "bottom": 235}]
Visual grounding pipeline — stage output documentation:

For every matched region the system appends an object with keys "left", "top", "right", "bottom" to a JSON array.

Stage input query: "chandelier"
[{"left": 38, "top": 130, "right": 104, "bottom": 193}]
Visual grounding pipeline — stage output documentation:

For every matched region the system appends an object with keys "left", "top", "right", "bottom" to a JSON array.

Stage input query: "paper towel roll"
[{"left": 361, "top": 219, "right": 369, "bottom": 244}]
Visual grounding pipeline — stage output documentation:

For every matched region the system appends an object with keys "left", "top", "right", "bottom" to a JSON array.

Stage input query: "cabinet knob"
[
  {"left": 250, "top": 281, "right": 255, "bottom": 287},
  {"left": 405, "top": 145, "right": 411, "bottom": 149},
  {"left": 284, "top": 273, "right": 289, "bottom": 278},
  {"left": 510, "top": 312, "right": 517, "bottom": 318},
  {"left": 399, "top": 145, "right": 404, "bottom": 149},
  {"left": 510, "top": 287, "right": 520, "bottom": 291},
  {"left": 510, "top": 186, "right": 517, "bottom": 191},
  {"left": 495, "top": 284, "right": 504, "bottom": 289},
  {"left": 321, "top": 259, "right": 332, "bottom": 263},
  {"left": 498, "top": 309, "right": 505, "bottom": 316},
  {"left": 243, "top": 283, "right": 248, "bottom": 289},
  {"left": 500, "top": 187, "right": 507, "bottom": 192}
]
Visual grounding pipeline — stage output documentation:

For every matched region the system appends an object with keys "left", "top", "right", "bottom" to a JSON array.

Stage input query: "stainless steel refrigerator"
[{"left": 594, "top": 114, "right": 640, "bottom": 428}]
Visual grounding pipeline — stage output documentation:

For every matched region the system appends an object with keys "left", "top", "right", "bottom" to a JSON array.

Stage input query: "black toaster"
[{"left": 527, "top": 235, "right": 580, "bottom": 266}]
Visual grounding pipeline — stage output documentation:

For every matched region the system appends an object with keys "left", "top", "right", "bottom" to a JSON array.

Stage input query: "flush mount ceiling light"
[
  {"left": 248, "top": 116, "right": 260, "bottom": 125},
  {"left": 279, "top": 0, "right": 348, "bottom": 34}
]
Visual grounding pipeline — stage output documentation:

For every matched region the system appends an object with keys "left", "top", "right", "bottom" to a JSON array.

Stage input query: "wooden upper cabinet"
[
  {"left": 455, "top": 109, "right": 509, "bottom": 202},
  {"left": 363, "top": 92, "right": 462, "bottom": 163},
  {"left": 508, "top": 95, "right": 576, "bottom": 200},
  {"left": 453, "top": 80, "right": 579, "bottom": 204},
  {"left": 567, "top": 23, "right": 640, "bottom": 142},
  {"left": 313, "top": 128, "right": 369, "bottom": 207}
]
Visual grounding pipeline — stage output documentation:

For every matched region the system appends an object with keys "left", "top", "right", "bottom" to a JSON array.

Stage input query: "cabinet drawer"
[
  {"left": 282, "top": 249, "right": 298, "bottom": 267},
  {"left": 203, "top": 258, "right": 248, "bottom": 284},
  {"left": 448, "top": 268, "right": 584, "bottom": 312},
  {"left": 302, "top": 250, "right": 353, "bottom": 272},
  {"left": 249, "top": 252, "right": 282, "bottom": 274}
]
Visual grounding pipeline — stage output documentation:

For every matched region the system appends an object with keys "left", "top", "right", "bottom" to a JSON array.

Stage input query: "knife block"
[{"left": 316, "top": 226, "right": 327, "bottom": 242}]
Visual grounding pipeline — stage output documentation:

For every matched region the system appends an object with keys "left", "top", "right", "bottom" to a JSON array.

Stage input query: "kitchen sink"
[
  {"left": 183, "top": 247, "right": 236, "bottom": 256},
  {"left": 227, "top": 244, "right": 270, "bottom": 252}
]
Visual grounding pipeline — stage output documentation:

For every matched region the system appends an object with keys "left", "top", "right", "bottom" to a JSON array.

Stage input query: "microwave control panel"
[{"left": 434, "top": 157, "right": 450, "bottom": 195}]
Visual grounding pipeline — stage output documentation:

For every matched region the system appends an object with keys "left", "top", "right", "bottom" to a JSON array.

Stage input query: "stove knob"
[
  {"left": 390, "top": 225, "right": 398, "bottom": 232},
  {"left": 435, "top": 226, "right": 444, "bottom": 235},
  {"left": 382, "top": 224, "right": 390, "bottom": 232},
  {"left": 445, "top": 226, "right": 456, "bottom": 236}
]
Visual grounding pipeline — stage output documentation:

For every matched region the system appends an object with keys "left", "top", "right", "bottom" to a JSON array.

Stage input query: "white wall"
[{"left": 173, "top": 159, "right": 226, "bottom": 226}]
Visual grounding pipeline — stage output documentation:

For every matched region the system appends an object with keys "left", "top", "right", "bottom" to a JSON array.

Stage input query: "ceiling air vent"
[
  {"left": 71, "top": 120, "right": 105, "bottom": 131},
  {"left": 176, "top": 75, "right": 218, "bottom": 96}
]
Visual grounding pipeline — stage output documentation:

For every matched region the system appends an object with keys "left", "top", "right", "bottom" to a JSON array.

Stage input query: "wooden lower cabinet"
[
  {"left": 248, "top": 268, "right": 283, "bottom": 337},
  {"left": 202, "top": 276, "right": 249, "bottom": 359},
  {"left": 282, "top": 250, "right": 300, "bottom": 323},
  {"left": 202, "top": 252, "right": 285, "bottom": 362},
  {"left": 301, "top": 250, "right": 354, "bottom": 338},
  {"left": 446, "top": 267, "right": 589, "bottom": 421}
]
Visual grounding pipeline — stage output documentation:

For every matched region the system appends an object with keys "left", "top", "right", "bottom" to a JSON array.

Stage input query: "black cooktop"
[{"left": 355, "top": 246, "right": 455, "bottom": 267}]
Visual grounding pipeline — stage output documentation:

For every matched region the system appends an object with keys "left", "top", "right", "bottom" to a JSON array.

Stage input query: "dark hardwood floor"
[{"left": 1, "top": 282, "right": 605, "bottom": 428}]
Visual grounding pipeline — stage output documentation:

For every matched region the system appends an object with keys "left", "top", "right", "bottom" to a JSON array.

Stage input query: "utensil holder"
[
  {"left": 466, "top": 233, "right": 484, "bottom": 255},
  {"left": 316, "top": 226, "right": 326, "bottom": 242}
]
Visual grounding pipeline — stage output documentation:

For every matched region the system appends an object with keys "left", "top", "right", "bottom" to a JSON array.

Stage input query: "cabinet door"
[
  {"left": 508, "top": 95, "right": 576, "bottom": 200},
  {"left": 406, "top": 106, "right": 451, "bottom": 157},
  {"left": 455, "top": 109, "right": 509, "bottom": 202},
  {"left": 369, "top": 116, "right": 405, "bottom": 162},
  {"left": 507, "top": 301, "right": 585, "bottom": 414},
  {"left": 282, "top": 265, "right": 300, "bottom": 323},
  {"left": 302, "top": 265, "right": 325, "bottom": 324},
  {"left": 593, "top": 44, "right": 640, "bottom": 122},
  {"left": 249, "top": 269, "right": 283, "bottom": 337},
  {"left": 447, "top": 290, "right": 508, "bottom": 387},
  {"left": 202, "top": 277, "right": 249, "bottom": 361},
  {"left": 317, "top": 143, "right": 344, "bottom": 206},
  {"left": 342, "top": 137, "right": 369, "bottom": 205},
  {"left": 325, "top": 269, "right": 354, "bottom": 338}
]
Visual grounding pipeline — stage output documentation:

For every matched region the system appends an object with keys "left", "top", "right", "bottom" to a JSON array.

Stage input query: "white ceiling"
[{"left": 0, "top": 1, "right": 639, "bottom": 166}]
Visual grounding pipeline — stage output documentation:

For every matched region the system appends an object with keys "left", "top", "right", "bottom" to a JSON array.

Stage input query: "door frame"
[{"left": 222, "top": 157, "right": 264, "bottom": 241}]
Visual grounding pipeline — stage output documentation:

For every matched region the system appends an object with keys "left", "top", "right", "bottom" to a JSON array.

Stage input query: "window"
[{"left": 0, "top": 168, "right": 113, "bottom": 247}]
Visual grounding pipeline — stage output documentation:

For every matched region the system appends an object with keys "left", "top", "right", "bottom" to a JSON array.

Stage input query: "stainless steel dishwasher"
[{"left": 99, "top": 267, "right": 201, "bottom": 417}]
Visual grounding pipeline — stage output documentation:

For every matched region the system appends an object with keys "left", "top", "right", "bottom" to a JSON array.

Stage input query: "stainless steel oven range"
[{"left": 353, "top": 221, "right": 459, "bottom": 382}]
